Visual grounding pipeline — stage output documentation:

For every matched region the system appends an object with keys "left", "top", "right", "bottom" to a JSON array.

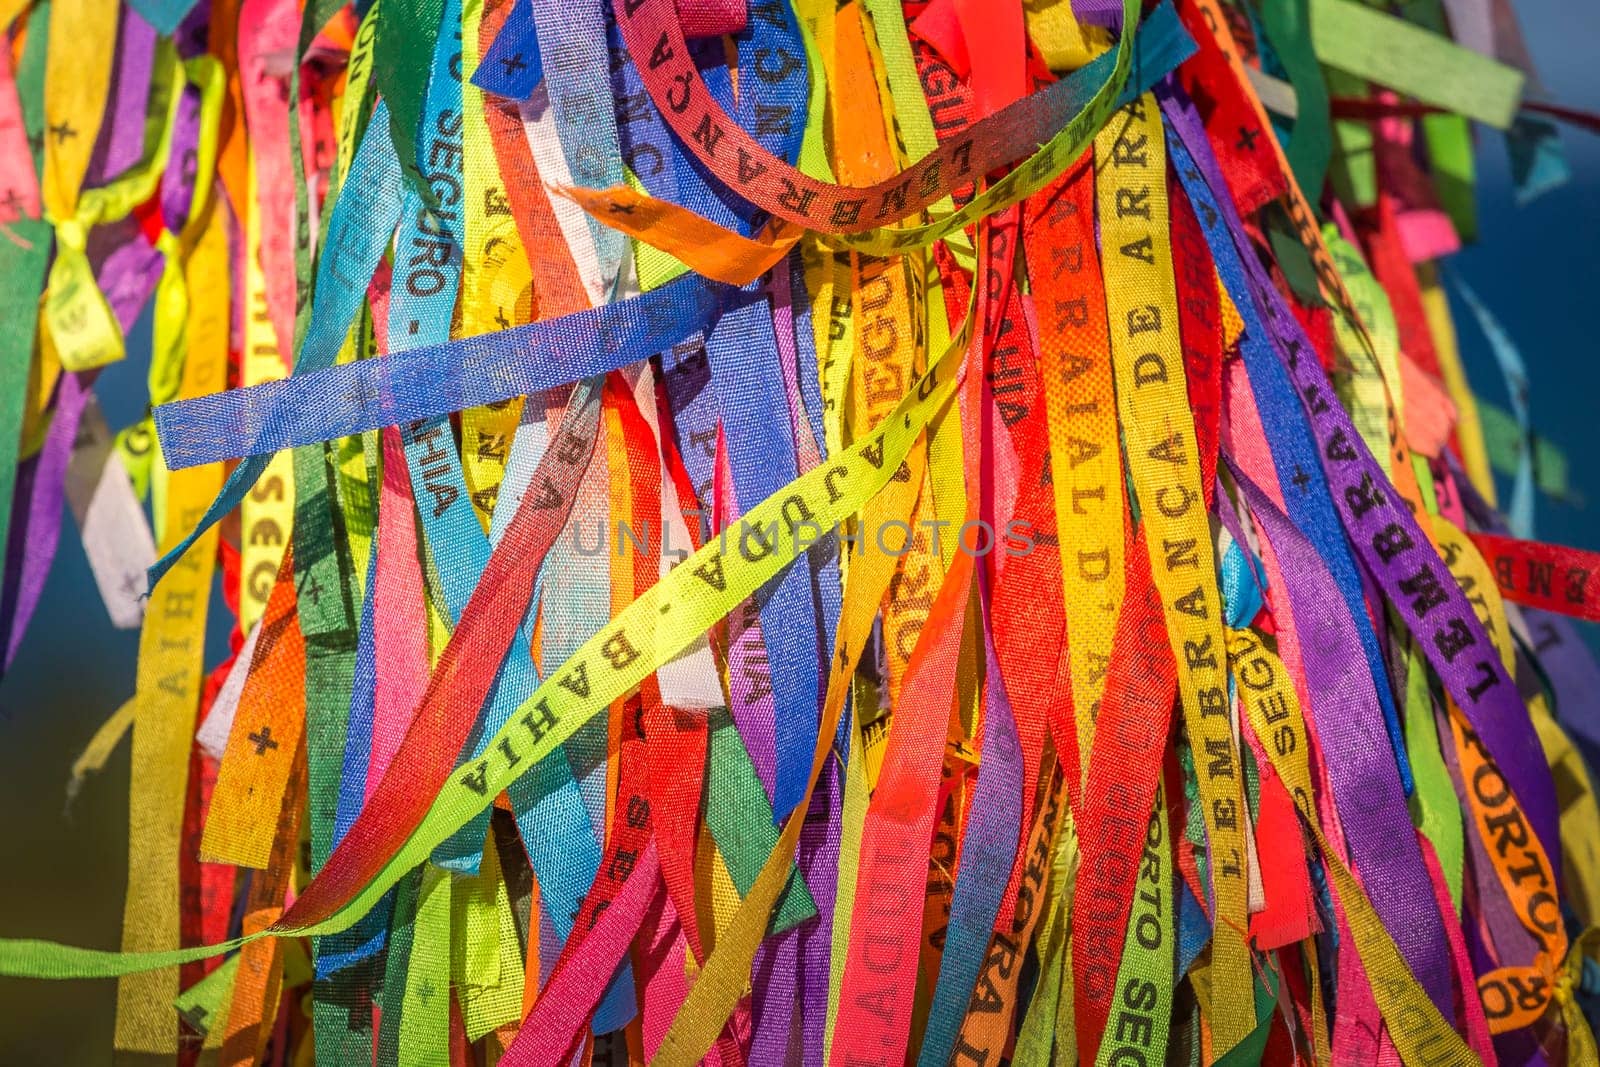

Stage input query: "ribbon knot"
[
  {"left": 1550, "top": 927, "right": 1600, "bottom": 1060},
  {"left": 43, "top": 213, "right": 125, "bottom": 372},
  {"left": 53, "top": 216, "right": 88, "bottom": 251}
]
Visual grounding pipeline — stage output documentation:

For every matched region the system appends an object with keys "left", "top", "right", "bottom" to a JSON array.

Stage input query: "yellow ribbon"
[
  {"left": 115, "top": 54, "right": 226, "bottom": 500},
  {"left": 41, "top": 18, "right": 181, "bottom": 373}
]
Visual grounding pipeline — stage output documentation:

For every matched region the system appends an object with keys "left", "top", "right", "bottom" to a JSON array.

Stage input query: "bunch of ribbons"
[{"left": 5, "top": 0, "right": 1600, "bottom": 1061}]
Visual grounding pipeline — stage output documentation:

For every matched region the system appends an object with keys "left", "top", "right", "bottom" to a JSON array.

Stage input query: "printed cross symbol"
[
  {"left": 1236, "top": 125, "right": 1260, "bottom": 152},
  {"left": 48, "top": 121, "right": 77, "bottom": 144},
  {"left": 0, "top": 189, "right": 23, "bottom": 217},
  {"left": 248, "top": 726, "right": 280, "bottom": 755},
  {"left": 342, "top": 374, "right": 379, "bottom": 412},
  {"left": 499, "top": 54, "right": 527, "bottom": 76},
  {"left": 301, "top": 572, "right": 324, "bottom": 604},
  {"left": 495, "top": 307, "right": 510, "bottom": 329},
  {"left": 415, "top": 979, "right": 434, "bottom": 1004},
  {"left": 1291, "top": 466, "right": 1311, "bottom": 493},
  {"left": 608, "top": 201, "right": 636, "bottom": 216}
]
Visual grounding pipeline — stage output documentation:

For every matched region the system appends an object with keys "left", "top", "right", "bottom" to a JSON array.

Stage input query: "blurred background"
[{"left": 2, "top": 1, "right": 1598, "bottom": 1061}]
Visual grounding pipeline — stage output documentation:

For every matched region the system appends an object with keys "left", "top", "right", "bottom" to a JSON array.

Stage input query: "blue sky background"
[
  {"left": 0, "top": 4, "right": 1597, "bottom": 1059},
  {"left": 1449, "top": 0, "right": 1600, "bottom": 564}
]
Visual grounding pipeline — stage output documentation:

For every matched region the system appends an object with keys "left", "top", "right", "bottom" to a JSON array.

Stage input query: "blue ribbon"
[
  {"left": 1165, "top": 93, "right": 1460, "bottom": 1013},
  {"left": 154, "top": 272, "right": 737, "bottom": 468},
  {"left": 149, "top": 101, "right": 405, "bottom": 586},
  {"left": 1159, "top": 87, "right": 1413, "bottom": 796},
  {"left": 473, "top": 0, "right": 542, "bottom": 98},
  {"left": 152, "top": 6, "right": 1198, "bottom": 591}
]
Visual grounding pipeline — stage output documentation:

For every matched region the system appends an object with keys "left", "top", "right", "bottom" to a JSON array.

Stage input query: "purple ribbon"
[
  {"left": 1162, "top": 89, "right": 1563, "bottom": 888},
  {"left": 1, "top": 231, "right": 163, "bottom": 665},
  {"left": 159, "top": 84, "right": 204, "bottom": 231},
  {"left": 3, "top": 376, "right": 92, "bottom": 668},
  {"left": 1228, "top": 460, "right": 1456, "bottom": 1012},
  {"left": 87, "top": 10, "right": 157, "bottom": 188},
  {"left": 796, "top": 755, "right": 841, "bottom": 1066},
  {"left": 1072, "top": 0, "right": 1125, "bottom": 28}
]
